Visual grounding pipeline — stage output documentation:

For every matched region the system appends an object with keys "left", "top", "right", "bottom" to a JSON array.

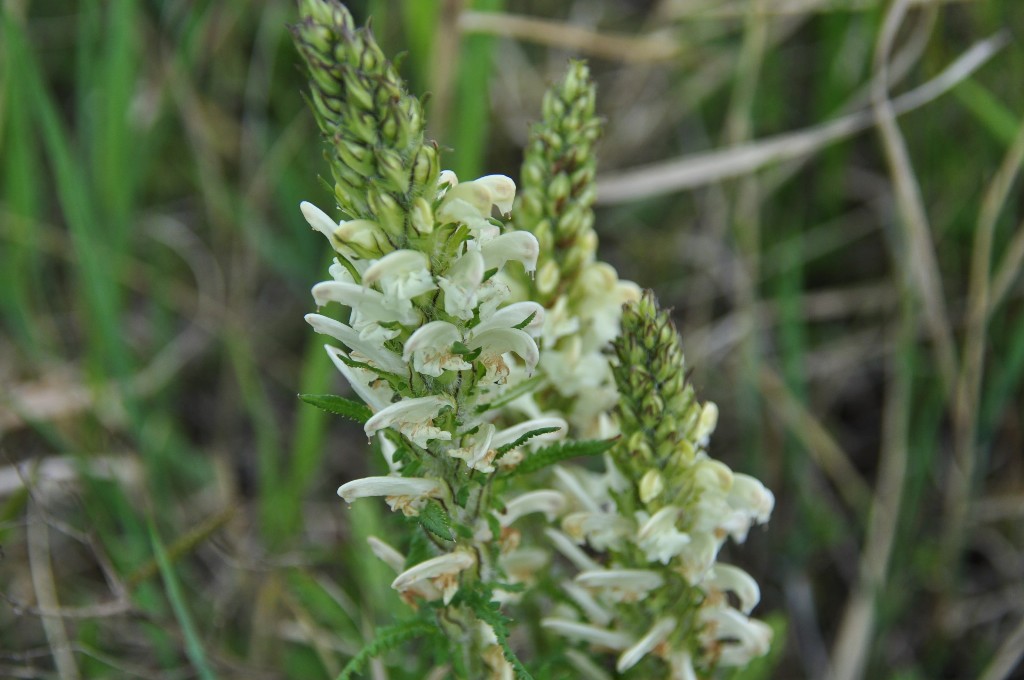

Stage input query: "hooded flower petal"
[
  {"left": 312, "top": 280, "right": 419, "bottom": 325},
  {"left": 545, "top": 528, "right": 601, "bottom": 572},
  {"left": 470, "top": 328, "right": 540, "bottom": 376},
  {"left": 364, "top": 395, "right": 454, "bottom": 447},
  {"left": 392, "top": 550, "right": 476, "bottom": 605},
  {"left": 324, "top": 345, "right": 393, "bottom": 412},
  {"left": 473, "top": 301, "right": 546, "bottom": 337},
  {"left": 616, "top": 617, "right": 677, "bottom": 673},
  {"left": 575, "top": 568, "right": 665, "bottom": 603},
  {"left": 474, "top": 174, "right": 517, "bottom": 213},
  {"left": 403, "top": 321, "right": 472, "bottom": 377},
  {"left": 480, "top": 231, "right": 540, "bottom": 273},
  {"left": 307, "top": 314, "right": 405, "bottom": 373},
  {"left": 541, "top": 619, "right": 632, "bottom": 651},
  {"left": 498, "top": 490, "right": 566, "bottom": 526},
  {"left": 337, "top": 475, "right": 443, "bottom": 516},
  {"left": 636, "top": 506, "right": 691, "bottom": 565},
  {"left": 363, "top": 249, "right": 436, "bottom": 304},
  {"left": 438, "top": 250, "right": 485, "bottom": 320},
  {"left": 703, "top": 564, "right": 761, "bottom": 615},
  {"left": 449, "top": 423, "right": 497, "bottom": 473},
  {"left": 562, "top": 511, "right": 631, "bottom": 551}
]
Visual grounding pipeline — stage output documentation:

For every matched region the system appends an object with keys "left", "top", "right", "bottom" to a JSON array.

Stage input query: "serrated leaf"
[
  {"left": 299, "top": 394, "right": 373, "bottom": 423},
  {"left": 495, "top": 427, "right": 561, "bottom": 457},
  {"left": 336, "top": 619, "right": 437, "bottom": 680},
  {"left": 509, "top": 438, "right": 618, "bottom": 476},
  {"left": 511, "top": 311, "right": 537, "bottom": 331},
  {"left": 417, "top": 500, "right": 454, "bottom": 541},
  {"left": 455, "top": 485, "right": 471, "bottom": 508},
  {"left": 475, "top": 374, "right": 545, "bottom": 414},
  {"left": 459, "top": 587, "right": 534, "bottom": 680},
  {"left": 334, "top": 353, "right": 409, "bottom": 392}
]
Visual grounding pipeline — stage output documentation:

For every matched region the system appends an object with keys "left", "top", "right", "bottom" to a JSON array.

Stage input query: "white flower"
[
  {"left": 616, "top": 617, "right": 677, "bottom": 673},
  {"left": 471, "top": 327, "right": 540, "bottom": 381},
  {"left": 490, "top": 417, "right": 566, "bottom": 451},
  {"left": 449, "top": 423, "right": 497, "bottom": 473},
  {"left": 498, "top": 490, "right": 566, "bottom": 526},
  {"left": 306, "top": 314, "right": 405, "bottom": 373},
  {"left": 363, "top": 249, "right": 436, "bottom": 309},
  {"left": 377, "top": 433, "right": 402, "bottom": 472},
  {"left": 312, "top": 280, "right": 419, "bottom": 326},
  {"left": 473, "top": 174, "right": 516, "bottom": 213},
  {"left": 438, "top": 250, "right": 485, "bottom": 320},
  {"left": 480, "top": 231, "right": 540, "bottom": 273},
  {"left": 364, "top": 395, "right": 454, "bottom": 447},
  {"left": 639, "top": 469, "right": 665, "bottom": 503},
  {"left": 700, "top": 607, "right": 772, "bottom": 666},
  {"left": 575, "top": 568, "right": 665, "bottom": 603},
  {"left": 702, "top": 564, "right": 761, "bottom": 615},
  {"left": 676, "top": 531, "right": 723, "bottom": 584},
  {"left": 562, "top": 511, "right": 631, "bottom": 551},
  {"left": 392, "top": 550, "right": 476, "bottom": 605},
  {"left": 337, "top": 475, "right": 443, "bottom": 516},
  {"left": 473, "top": 301, "right": 546, "bottom": 337},
  {"left": 541, "top": 619, "right": 632, "bottom": 651},
  {"left": 366, "top": 536, "right": 443, "bottom": 602},
  {"left": 403, "top": 321, "right": 472, "bottom": 377},
  {"left": 636, "top": 506, "right": 691, "bottom": 565},
  {"left": 323, "top": 345, "right": 393, "bottom": 412},
  {"left": 667, "top": 650, "right": 698, "bottom": 680}
]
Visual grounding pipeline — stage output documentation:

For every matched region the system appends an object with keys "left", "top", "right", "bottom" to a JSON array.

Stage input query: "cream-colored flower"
[
  {"left": 702, "top": 564, "right": 761, "bottom": 615},
  {"left": 540, "top": 619, "right": 633, "bottom": 651},
  {"left": 438, "top": 250, "right": 485, "bottom": 320},
  {"left": 312, "top": 280, "right": 419, "bottom": 326},
  {"left": 497, "top": 490, "right": 566, "bottom": 527},
  {"left": 364, "top": 395, "right": 454, "bottom": 448},
  {"left": 337, "top": 475, "right": 443, "bottom": 516},
  {"left": 562, "top": 511, "right": 631, "bottom": 551},
  {"left": 392, "top": 550, "right": 476, "bottom": 605},
  {"left": 700, "top": 607, "right": 772, "bottom": 667},
  {"left": 323, "top": 345, "right": 393, "bottom": 412},
  {"left": 403, "top": 321, "right": 472, "bottom": 377},
  {"left": 449, "top": 423, "right": 497, "bottom": 473},
  {"left": 363, "top": 249, "right": 436, "bottom": 309},
  {"left": 616, "top": 617, "right": 677, "bottom": 673},
  {"left": 307, "top": 314, "right": 404, "bottom": 373},
  {"left": 636, "top": 506, "right": 691, "bottom": 565},
  {"left": 575, "top": 568, "right": 665, "bottom": 603}
]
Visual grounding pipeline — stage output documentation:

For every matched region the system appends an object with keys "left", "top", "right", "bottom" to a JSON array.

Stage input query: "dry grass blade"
[
  {"left": 946, "top": 117, "right": 1024, "bottom": 563},
  {"left": 459, "top": 10, "right": 680, "bottom": 62},
  {"left": 870, "top": 0, "right": 958, "bottom": 395},
  {"left": 27, "top": 500, "right": 81, "bottom": 680},
  {"left": 989, "top": 216, "right": 1024, "bottom": 313},
  {"left": 759, "top": 367, "right": 872, "bottom": 511},
  {"left": 595, "top": 32, "right": 1008, "bottom": 203},
  {"left": 829, "top": 3, "right": 920, "bottom": 678},
  {"left": 662, "top": 0, "right": 980, "bottom": 19}
]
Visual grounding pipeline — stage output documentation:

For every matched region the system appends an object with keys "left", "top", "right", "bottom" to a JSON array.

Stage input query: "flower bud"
[{"left": 639, "top": 469, "right": 664, "bottom": 504}]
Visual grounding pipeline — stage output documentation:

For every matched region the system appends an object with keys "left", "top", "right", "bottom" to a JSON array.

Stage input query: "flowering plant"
[{"left": 292, "top": 2, "right": 774, "bottom": 677}]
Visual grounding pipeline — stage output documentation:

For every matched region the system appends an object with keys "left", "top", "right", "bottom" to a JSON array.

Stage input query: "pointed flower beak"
[
  {"left": 337, "top": 475, "right": 443, "bottom": 516},
  {"left": 540, "top": 619, "right": 633, "bottom": 651},
  {"left": 616, "top": 617, "right": 677, "bottom": 673},
  {"left": 392, "top": 550, "right": 476, "bottom": 605},
  {"left": 364, "top": 395, "right": 454, "bottom": 448}
]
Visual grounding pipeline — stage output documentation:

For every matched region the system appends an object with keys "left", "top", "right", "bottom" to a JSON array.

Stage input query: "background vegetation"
[{"left": 1, "top": 0, "right": 1022, "bottom": 678}]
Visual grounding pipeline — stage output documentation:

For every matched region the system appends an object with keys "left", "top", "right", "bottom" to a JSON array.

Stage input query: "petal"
[
  {"left": 312, "top": 280, "right": 419, "bottom": 325},
  {"left": 480, "top": 231, "right": 540, "bottom": 273},
  {"left": 616, "top": 617, "right": 677, "bottom": 673},
  {"left": 473, "top": 301, "right": 546, "bottom": 337},
  {"left": 366, "top": 536, "right": 406, "bottom": 573},
  {"left": 704, "top": 564, "right": 761, "bottom": 614},
  {"left": 307, "top": 314, "right": 404, "bottom": 373},
  {"left": 498, "top": 490, "right": 566, "bottom": 526},
  {"left": 575, "top": 569, "right": 664, "bottom": 594},
  {"left": 337, "top": 475, "right": 442, "bottom": 503},
  {"left": 540, "top": 619, "right": 632, "bottom": 651},
  {"left": 544, "top": 528, "right": 601, "bottom": 572},
  {"left": 474, "top": 174, "right": 516, "bottom": 213},
  {"left": 470, "top": 327, "right": 539, "bottom": 373},
  {"left": 491, "top": 417, "right": 567, "bottom": 451},
  {"left": 364, "top": 395, "right": 454, "bottom": 447},
  {"left": 300, "top": 201, "right": 338, "bottom": 239},
  {"left": 363, "top": 249, "right": 430, "bottom": 285},
  {"left": 324, "top": 345, "right": 393, "bottom": 412}
]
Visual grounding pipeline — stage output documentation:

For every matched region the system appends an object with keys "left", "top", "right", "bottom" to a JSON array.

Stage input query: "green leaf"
[
  {"left": 509, "top": 438, "right": 617, "bottom": 476},
  {"left": 298, "top": 394, "right": 373, "bottom": 424},
  {"left": 459, "top": 587, "right": 533, "bottom": 680},
  {"left": 494, "top": 427, "right": 561, "bottom": 457},
  {"left": 511, "top": 311, "right": 537, "bottom": 331},
  {"left": 475, "top": 374, "right": 545, "bottom": 414},
  {"left": 417, "top": 501, "right": 454, "bottom": 541},
  {"left": 336, "top": 619, "right": 437, "bottom": 680}
]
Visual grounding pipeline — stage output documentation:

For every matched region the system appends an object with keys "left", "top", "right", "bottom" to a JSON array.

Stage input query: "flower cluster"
[
  {"left": 542, "top": 291, "right": 774, "bottom": 678},
  {"left": 293, "top": 2, "right": 773, "bottom": 677}
]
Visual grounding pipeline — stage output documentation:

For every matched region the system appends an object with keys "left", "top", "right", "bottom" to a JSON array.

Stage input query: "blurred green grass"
[{"left": 1, "top": 1, "right": 1023, "bottom": 678}]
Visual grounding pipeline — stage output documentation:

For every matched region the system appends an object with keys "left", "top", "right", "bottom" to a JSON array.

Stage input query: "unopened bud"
[
  {"left": 639, "top": 470, "right": 665, "bottom": 504},
  {"left": 410, "top": 196, "right": 434, "bottom": 235}
]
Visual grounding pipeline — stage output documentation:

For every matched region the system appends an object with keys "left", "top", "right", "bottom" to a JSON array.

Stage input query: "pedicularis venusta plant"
[{"left": 292, "top": 2, "right": 774, "bottom": 677}]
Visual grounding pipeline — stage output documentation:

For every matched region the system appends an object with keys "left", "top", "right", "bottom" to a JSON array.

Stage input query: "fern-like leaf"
[
  {"left": 509, "top": 438, "right": 617, "bottom": 476},
  {"left": 299, "top": 394, "right": 373, "bottom": 423},
  {"left": 336, "top": 619, "right": 437, "bottom": 680},
  {"left": 461, "top": 588, "right": 534, "bottom": 680},
  {"left": 494, "top": 426, "right": 562, "bottom": 457}
]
